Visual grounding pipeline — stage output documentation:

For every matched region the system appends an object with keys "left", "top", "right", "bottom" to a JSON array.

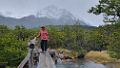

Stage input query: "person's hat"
[{"left": 41, "top": 26, "right": 45, "bottom": 28}]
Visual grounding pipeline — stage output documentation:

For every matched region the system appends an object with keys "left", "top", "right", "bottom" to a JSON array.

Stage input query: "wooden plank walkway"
[
  {"left": 37, "top": 52, "right": 56, "bottom": 68},
  {"left": 18, "top": 48, "right": 56, "bottom": 68}
]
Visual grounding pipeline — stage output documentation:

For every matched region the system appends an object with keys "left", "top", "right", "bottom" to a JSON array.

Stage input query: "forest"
[{"left": 0, "top": 22, "right": 120, "bottom": 67}]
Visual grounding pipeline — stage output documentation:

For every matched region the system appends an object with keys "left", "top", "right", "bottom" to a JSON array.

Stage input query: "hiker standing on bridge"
[{"left": 37, "top": 26, "right": 49, "bottom": 53}]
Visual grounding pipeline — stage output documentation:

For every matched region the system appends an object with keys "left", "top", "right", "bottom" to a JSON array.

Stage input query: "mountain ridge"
[{"left": 0, "top": 6, "right": 88, "bottom": 28}]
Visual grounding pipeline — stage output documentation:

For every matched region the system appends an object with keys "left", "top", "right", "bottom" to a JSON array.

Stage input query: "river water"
[
  {"left": 56, "top": 61, "right": 116, "bottom": 68},
  {"left": 36, "top": 52, "right": 119, "bottom": 68}
]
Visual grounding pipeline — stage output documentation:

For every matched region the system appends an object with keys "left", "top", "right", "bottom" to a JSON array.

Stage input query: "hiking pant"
[{"left": 41, "top": 40, "right": 48, "bottom": 52}]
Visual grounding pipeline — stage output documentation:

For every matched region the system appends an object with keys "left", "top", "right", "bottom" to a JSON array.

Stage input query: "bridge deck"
[
  {"left": 37, "top": 52, "right": 56, "bottom": 68},
  {"left": 18, "top": 48, "right": 56, "bottom": 68}
]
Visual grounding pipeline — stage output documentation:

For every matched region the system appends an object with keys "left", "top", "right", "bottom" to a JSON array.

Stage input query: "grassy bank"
[
  {"left": 56, "top": 48, "right": 78, "bottom": 58},
  {"left": 85, "top": 51, "right": 117, "bottom": 64}
]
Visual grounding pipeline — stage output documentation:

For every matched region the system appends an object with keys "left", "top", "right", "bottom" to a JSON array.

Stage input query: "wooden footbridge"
[{"left": 17, "top": 47, "right": 56, "bottom": 68}]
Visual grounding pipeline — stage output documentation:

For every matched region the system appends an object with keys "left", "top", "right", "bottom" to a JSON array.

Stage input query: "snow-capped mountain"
[
  {"left": 36, "top": 5, "right": 75, "bottom": 20},
  {"left": 0, "top": 5, "right": 88, "bottom": 28}
]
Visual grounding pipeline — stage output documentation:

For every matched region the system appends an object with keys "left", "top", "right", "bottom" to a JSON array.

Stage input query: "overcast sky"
[{"left": 0, "top": 0, "right": 104, "bottom": 26}]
